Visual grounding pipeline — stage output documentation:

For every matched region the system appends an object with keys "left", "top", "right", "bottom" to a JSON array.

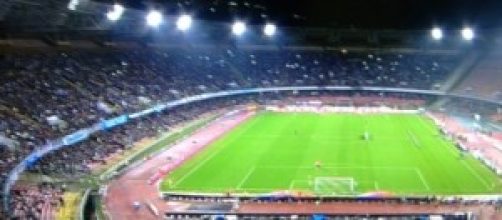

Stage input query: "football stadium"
[{"left": 1, "top": 0, "right": 502, "bottom": 219}]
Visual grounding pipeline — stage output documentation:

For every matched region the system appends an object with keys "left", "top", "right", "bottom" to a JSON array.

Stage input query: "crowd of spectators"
[
  {"left": 10, "top": 182, "right": 64, "bottom": 219},
  {"left": 454, "top": 46, "right": 502, "bottom": 101},
  {"left": 0, "top": 47, "right": 471, "bottom": 217},
  {"left": 231, "top": 49, "right": 459, "bottom": 89},
  {"left": 439, "top": 97, "right": 501, "bottom": 125}
]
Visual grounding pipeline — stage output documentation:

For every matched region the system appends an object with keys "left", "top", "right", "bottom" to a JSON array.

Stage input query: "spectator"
[{"left": 0, "top": 47, "right": 467, "bottom": 216}]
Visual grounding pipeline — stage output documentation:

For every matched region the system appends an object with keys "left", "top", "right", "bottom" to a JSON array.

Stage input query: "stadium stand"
[
  {"left": 0, "top": 48, "right": 460, "bottom": 173},
  {"left": 10, "top": 182, "right": 64, "bottom": 219},
  {"left": 0, "top": 47, "right": 499, "bottom": 218},
  {"left": 1, "top": 0, "right": 502, "bottom": 218},
  {"left": 454, "top": 46, "right": 502, "bottom": 101}
]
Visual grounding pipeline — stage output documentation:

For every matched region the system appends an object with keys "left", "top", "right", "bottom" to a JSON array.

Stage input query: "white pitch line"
[
  {"left": 259, "top": 165, "right": 416, "bottom": 170},
  {"left": 172, "top": 114, "right": 260, "bottom": 187},
  {"left": 289, "top": 179, "right": 312, "bottom": 190},
  {"left": 407, "top": 130, "right": 421, "bottom": 147},
  {"left": 237, "top": 166, "right": 256, "bottom": 189},
  {"left": 461, "top": 160, "right": 491, "bottom": 190},
  {"left": 417, "top": 115, "right": 437, "bottom": 134},
  {"left": 289, "top": 180, "right": 308, "bottom": 190},
  {"left": 172, "top": 149, "right": 220, "bottom": 187},
  {"left": 414, "top": 168, "right": 431, "bottom": 191},
  {"left": 416, "top": 117, "right": 494, "bottom": 191},
  {"left": 433, "top": 131, "right": 493, "bottom": 190},
  {"left": 289, "top": 181, "right": 296, "bottom": 190},
  {"left": 374, "top": 181, "right": 380, "bottom": 190}
]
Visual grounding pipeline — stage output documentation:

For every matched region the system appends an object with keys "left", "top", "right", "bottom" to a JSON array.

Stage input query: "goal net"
[{"left": 313, "top": 177, "right": 356, "bottom": 196}]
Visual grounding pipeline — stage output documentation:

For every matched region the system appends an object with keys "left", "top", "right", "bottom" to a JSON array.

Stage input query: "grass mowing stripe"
[
  {"left": 417, "top": 115, "right": 494, "bottom": 190},
  {"left": 173, "top": 146, "right": 222, "bottom": 187},
  {"left": 460, "top": 160, "right": 491, "bottom": 190},
  {"left": 417, "top": 115, "right": 438, "bottom": 134},
  {"left": 407, "top": 130, "right": 421, "bottom": 147},
  {"left": 163, "top": 112, "right": 502, "bottom": 195},
  {"left": 434, "top": 136, "right": 493, "bottom": 190},
  {"left": 171, "top": 114, "right": 263, "bottom": 188}
]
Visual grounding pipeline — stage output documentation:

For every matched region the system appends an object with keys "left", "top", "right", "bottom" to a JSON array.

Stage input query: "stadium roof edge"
[
  {"left": 0, "top": 40, "right": 465, "bottom": 55},
  {"left": 1, "top": 19, "right": 500, "bottom": 49}
]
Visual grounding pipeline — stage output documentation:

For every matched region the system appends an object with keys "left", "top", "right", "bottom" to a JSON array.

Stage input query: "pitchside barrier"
[
  {"left": 3, "top": 86, "right": 502, "bottom": 215},
  {"left": 163, "top": 213, "right": 473, "bottom": 219},
  {"left": 265, "top": 105, "right": 419, "bottom": 113}
]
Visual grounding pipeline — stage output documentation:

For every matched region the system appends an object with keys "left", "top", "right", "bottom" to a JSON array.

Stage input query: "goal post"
[{"left": 313, "top": 177, "right": 356, "bottom": 195}]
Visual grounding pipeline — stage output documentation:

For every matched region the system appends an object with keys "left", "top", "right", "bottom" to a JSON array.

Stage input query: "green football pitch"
[{"left": 160, "top": 112, "right": 502, "bottom": 196}]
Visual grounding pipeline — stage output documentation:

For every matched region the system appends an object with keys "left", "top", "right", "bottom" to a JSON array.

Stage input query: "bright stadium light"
[
  {"left": 67, "top": 0, "right": 79, "bottom": 10},
  {"left": 263, "top": 23, "right": 276, "bottom": 36},
  {"left": 146, "top": 10, "right": 163, "bottom": 27},
  {"left": 431, "top": 27, "right": 443, "bottom": 40},
  {"left": 461, "top": 27, "right": 474, "bottom": 41},
  {"left": 232, "top": 21, "right": 246, "bottom": 36},
  {"left": 176, "top": 14, "right": 192, "bottom": 31},
  {"left": 106, "top": 4, "right": 124, "bottom": 21}
]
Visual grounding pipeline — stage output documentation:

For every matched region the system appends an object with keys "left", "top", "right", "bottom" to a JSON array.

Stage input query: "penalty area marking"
[
  {"left": 262, "top": 165, "right": 429, "bottom": 192},
  {"left": 258, "top": 165, "right": 417, "bottom": 171},
  {"left": 289, "top": 179, "right": 381, "bottom": 192},
  {"left": 289, "top": 180, "right": 311, "bottom": 190}
]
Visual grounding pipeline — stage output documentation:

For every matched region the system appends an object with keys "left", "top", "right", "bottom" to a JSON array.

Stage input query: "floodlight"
[
  {"left": 176, "top": 14, "right": 192, "bottom": 31},
  {"left": 106, "top": 4, "right": 124, "bottom": 21},
  {"left": 461, "top": 27, "right": 474, "bottom": 40},
  {"left": 68, "top": 0, "right": 79, "bottom": 10},
  {"left": 431, "top": 27, "right": 442, "bottom": 40},
  {"left": 263, "top": 23, "right": 276, "bottom": 36},
  {"left": 232, "top": 21, "right": 246, "bottom": 36},
  {"left": 146, "top": 10, "right": 163, "bottom": 27}
]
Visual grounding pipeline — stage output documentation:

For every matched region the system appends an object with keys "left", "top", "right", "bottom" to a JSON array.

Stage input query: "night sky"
[{"left": 95, "top": 0, "right": 502, "bottom": 29}]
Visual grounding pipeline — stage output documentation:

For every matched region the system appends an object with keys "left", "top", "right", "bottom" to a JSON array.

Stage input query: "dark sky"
[
  {"left": 293, "top": 0, "right": 501, "bottom": 29},
  {"left": 96, "top": 0, "right": 502, "bottom": 29}
]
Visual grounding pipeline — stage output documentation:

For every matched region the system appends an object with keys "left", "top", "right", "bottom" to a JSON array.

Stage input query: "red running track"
[{"left": 104, "top": 111, "right": 255, "bottom": 220}]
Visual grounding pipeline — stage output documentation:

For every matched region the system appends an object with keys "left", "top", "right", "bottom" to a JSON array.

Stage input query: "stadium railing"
[{"left": 79, "top": 188, "right": 91, "bottom": 220}]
